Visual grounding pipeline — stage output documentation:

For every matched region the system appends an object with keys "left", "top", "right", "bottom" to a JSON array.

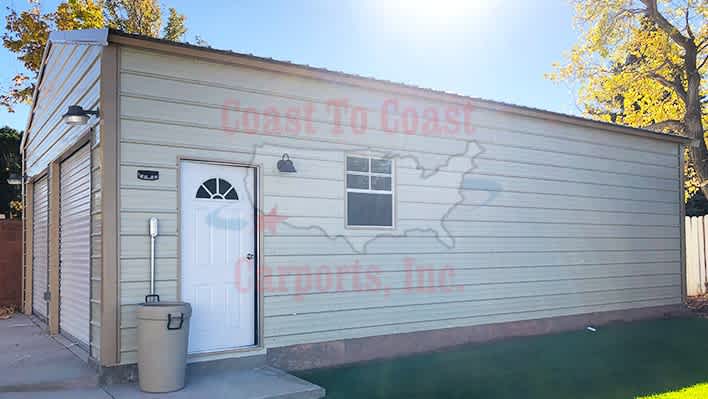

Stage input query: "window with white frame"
[{"left": 345, "top": 155, "right": 394, "bottom": 227}]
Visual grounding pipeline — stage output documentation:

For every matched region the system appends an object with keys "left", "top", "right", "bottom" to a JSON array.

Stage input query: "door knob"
[{"left": 246, "top": 253, "right": 254, "bottom": 260}]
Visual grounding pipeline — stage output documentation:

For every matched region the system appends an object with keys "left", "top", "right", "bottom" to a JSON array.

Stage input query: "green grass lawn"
[
  {"left": 637, "top": 383, "right": 708, "bottom": 398},
  {"left": 296, "top": 317, "right": 708, "bottom": 399}
]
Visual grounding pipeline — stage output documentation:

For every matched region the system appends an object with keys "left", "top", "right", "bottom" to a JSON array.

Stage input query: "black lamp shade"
[
  {"left": 62, "top": 105, "right": 99, "bottom": 125},
  {"left": 277, "top": 154, "right": 296, "bottom": 173}
]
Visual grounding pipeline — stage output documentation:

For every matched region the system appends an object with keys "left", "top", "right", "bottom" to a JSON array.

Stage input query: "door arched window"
[{"left": 196, "top": 178, "right": 239, "bottom": 200}]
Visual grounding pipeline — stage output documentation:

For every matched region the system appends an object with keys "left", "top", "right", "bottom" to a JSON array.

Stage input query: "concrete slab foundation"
[
  {"left": 104, "top": 367, "right": 324, "bottom": 399},
  {"left": 0, "top": 314, "right": 324, "bottom": 399},
  {"left": 268, "top": 303, "right": 690, "bottom": 370}
]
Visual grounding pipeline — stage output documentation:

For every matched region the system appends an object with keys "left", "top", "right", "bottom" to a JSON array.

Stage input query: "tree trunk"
[
  {"left": 690, "top": 144, "right": 708, "bottom": 198},
  {"left": 683, "top": 41, "right": 707, "bottom": 198}
]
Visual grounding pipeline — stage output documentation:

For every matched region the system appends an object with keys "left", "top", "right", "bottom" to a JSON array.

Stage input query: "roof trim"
[
  {"left": 21, "top": 29, "right": 109, "bottom": 152},
  {"left": 48, "top": 28, "right": 108, "bottom": 46}
]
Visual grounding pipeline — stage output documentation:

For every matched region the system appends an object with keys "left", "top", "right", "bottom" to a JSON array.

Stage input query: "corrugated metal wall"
[
  {"left": 115, "top": 46, "right": 682, "bottom": 363},
  {"left": 22, "top": 35, "right": 104, "bottom": 360},
  {"left": 90, "top": 142, "right": 102, "bottom": 359},
  {"left": 59, "top": 145, "right": 91, "bottom": 346},
  {"left": 32, "top": 176, "right": 49, "bottom": 318},
  {"left": 24, "top": 43, "right": 101, "bottom": 178}
]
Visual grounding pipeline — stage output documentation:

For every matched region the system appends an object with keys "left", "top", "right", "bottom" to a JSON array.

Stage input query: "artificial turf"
[{"left": 296, "top": 317, "right": 708, "bottom": 399}]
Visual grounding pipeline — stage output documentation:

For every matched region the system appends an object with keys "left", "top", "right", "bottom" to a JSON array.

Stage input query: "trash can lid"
[{"left": 136, "top": 301, "right": 192, "bottom": 321}]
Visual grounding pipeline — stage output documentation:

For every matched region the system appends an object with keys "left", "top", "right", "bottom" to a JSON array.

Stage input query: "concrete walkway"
[
  {"left": 0, "top": 314, "right": 98, "bottom": 393},
  {"left": 0, "top": 314, "right": 324, "bottom": 399},
  {"left": 104, "top": 367, "right": 324, "bottom": 399}
]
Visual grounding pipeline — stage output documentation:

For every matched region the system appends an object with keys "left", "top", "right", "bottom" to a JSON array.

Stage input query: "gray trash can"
[{"left": 136, "top": 302, "right": 192, "bottom": 393}]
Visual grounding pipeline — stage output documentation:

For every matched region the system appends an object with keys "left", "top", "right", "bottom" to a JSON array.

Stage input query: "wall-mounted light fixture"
[
  {"left": 6, "top": 173, "right": 22, "bottom": 186},
  {"left": 62, "top": 105, "right": 99, "bottom": 126},
  {"left": 277, "top": 153, "right": 296, "bottom": 173}
]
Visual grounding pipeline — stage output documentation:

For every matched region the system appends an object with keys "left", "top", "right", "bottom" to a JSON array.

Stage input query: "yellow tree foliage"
[
  {"left": 2, "top": 0, "right": 187, "bottom": 112},
  {"left": 55, "top": 0, "right": 105, "bottom": 31},
  {"left": 2, "top": 0, "right": 104, "bottom": 111},
  {"left": 549, "top": 0, "right": 707, "bottom": 200}
]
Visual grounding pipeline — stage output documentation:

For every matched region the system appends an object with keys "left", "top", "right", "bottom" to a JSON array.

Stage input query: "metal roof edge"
[{"left": 48, "top": 28, "right": 108, "bottom": 46}]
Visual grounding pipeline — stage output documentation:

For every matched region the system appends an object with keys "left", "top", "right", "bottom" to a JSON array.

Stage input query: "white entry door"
[{"left": 180, "top": 161, "right": 256, "bottom": 354}]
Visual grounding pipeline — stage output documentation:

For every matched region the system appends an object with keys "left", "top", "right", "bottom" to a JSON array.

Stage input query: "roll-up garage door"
[
  {"left": 59, "top": 144, "right": 91, "bottom": 346},
  {"left": 32, "top": 176, "right": 49, "bottom": 318}
]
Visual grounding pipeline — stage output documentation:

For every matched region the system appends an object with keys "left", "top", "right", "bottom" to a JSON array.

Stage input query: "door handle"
[{"left": 246, "top": 253, "right": 255, "bottom": 260}]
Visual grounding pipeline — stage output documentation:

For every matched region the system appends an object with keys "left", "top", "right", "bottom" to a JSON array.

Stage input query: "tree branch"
[
  {"left": 639, "top": 0, "right": 691, "bottom": 49},
  {"left": 699, "top": 53, "right": 708, "bottom": 71},
  {"left": 685, "top": 6, "right": 694, "bottom": 40},
  {"left": 699, "top": 38, "right": 708, "bottom": 52},
  {"left": 648, "top": 72, "right": 688, "bottom": 102}
]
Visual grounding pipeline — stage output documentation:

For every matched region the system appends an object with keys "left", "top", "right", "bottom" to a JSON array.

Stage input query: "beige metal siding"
[
  {"left": 59, "top": 144, "right": 91, "bottom": 346},
  {"left": 24, "top": 43, "right": 101, "bottom": 178},
  {"left": 22, "top": 34, "right": 104, "bottom": 358},
  {"left": 32, "top": 177, "right": 49, "bottom": 318},
  {"left": 90, "top": 143, "right": 102, "bottom": 358},
  {"left": 116, "top": 46, "right": 682, "bottom": 362}
]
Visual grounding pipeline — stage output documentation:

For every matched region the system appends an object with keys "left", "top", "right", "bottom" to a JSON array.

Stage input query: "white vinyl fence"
[{"left": 686, "top": 216, "right": 708, "bottom": 296}]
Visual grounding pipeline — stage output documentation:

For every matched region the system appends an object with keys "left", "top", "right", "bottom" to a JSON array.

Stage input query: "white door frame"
[{"left": 177, "top": 157, "right": 264, "bottom": 359}]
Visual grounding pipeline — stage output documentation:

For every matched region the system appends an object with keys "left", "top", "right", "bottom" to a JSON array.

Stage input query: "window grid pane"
[
  {"left": 371, "top": 176, "right": 391, "bottom": 191},
  {"left": 346, "top": 174, "right": 369, "bottom": 189},
  {"left": 347, "top": 192, "right": 393, "bottom": 226},
  {"left": 346, "top": 157, "right": 369, "bottom": 172},
  {"left": 371, "top": 159, "right": 392, "bottom": 174}
]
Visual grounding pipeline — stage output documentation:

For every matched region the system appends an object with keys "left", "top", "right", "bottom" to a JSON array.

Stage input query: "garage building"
[{"left": 21, "top": 28, "right": 689, "bottom": 374}]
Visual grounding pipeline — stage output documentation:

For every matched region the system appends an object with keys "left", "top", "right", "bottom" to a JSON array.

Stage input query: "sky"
[{"left": 0, "top": 0, "right": 581, "bottom": 132}]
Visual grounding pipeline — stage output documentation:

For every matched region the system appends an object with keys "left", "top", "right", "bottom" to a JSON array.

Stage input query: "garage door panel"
[
  {"left": 61, "top": 166, "right": 87, "bottom": 179},
  {"left": 61, "top": 191, "right": 90, "bottom": 205},
  {"left": 59, "top": 144, "right": 91, "bottom": 346},
  {"left": 61, "top": 158, "right": 90, "bottom": 175},
  {"left": 61, "top": 209, "right": 91, "bottom": 222},
  {"left": 32, "top": 177, "right": 49, "bottom": 318},
  {"left": 60, "top": 220, "right": 91, "bottom": 233}
]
